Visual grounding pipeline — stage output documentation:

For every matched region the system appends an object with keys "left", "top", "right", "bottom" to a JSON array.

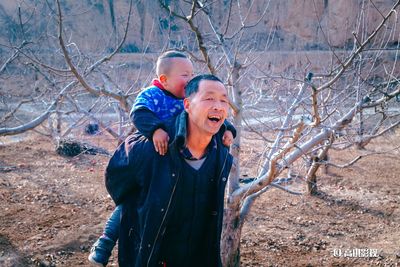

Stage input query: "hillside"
[{"left": 0, "top": 0, "right": 398, "bottom": 55}]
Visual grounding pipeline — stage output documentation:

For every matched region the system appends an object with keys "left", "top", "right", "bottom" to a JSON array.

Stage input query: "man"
[{"left": 105, "top": 74, "right": 233, "bottom": 267}]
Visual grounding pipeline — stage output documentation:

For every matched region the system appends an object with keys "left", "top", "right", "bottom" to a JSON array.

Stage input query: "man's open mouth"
[{"left": 208, "top": 115, "right": 221, "bottom": 123}]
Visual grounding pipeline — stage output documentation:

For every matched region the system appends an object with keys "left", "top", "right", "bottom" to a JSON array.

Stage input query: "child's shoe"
[{"left": 88, "top": 236, "right": 115, "bottom": 266}]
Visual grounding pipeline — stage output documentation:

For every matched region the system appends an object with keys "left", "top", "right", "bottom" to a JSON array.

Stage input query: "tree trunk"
[
  {"left": 107, "top": 0, "right": 116, "bottom": 35},
  {"left": 221, "top": 203, "right": 243, "bottom": 267},
  {"left": 228, "top": 64, "right": 242, "bottom": 194},
  {"left": 356, "top": 109, "right": 365, "bottom": 149},
  {"left": 306, "top": 140, "right": 332, "bottom": 195},
  {"left": 307, "top": 172, "right": 318, "bottom": 195}
]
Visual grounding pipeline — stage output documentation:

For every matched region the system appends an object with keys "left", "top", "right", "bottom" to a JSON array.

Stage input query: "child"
[{"left": 88, "top": 50, "right": 235, "bottom": 266}]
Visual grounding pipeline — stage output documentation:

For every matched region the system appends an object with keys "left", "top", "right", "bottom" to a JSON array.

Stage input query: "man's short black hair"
[{"left": 185, "top": 74, "right": 223, "bottom": 98}]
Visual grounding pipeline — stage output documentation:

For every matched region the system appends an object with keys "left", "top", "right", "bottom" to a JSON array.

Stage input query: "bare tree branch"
[
  {"left": 0, "top": 82, "right": 70, "bottom": 136},
  {"left": 357, "top": 119, "right": 400, "bottom": 148},
  {"left": 260, "top": 74, "right": 312, "bottom": 178},
  {"left": 306, "top": 136, "right": 333, "bottom": 194},
  {"left": 0, "top": 90, "right": 48, "bottom": 125},
  {"left": 55, "top": 0, "right": 132, "bottom": 112},
  {"left": 65, "top": 96, "right": 121, "bottom": 141},
  {"left": 317, "top": 0, "right": 400, "bottom": 92},
  {"left": 240, "top": 176, "right": 302, "bottom": 221},
  {"left": 0, "top": 42, "right": 72, "bottom": 74},
  {"left": 0, "top": 41, "right": 29, "bottom": 74},
  {"left": 328, "top": 145, "right": 400, "bottom": 168},
  {"left": 225, "top": 0, "right": 271, "bottom": 40},
  {"left": 230, "top": 83, "right": 399, "bottom": 205},
  {"left": 311, "top": 84, "right": 321, "bottom": 126},
  {"left": 159, "top": 0, "right": 216, "bottom": 75}
]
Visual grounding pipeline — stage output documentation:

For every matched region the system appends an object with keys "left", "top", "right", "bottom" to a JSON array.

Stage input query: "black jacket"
[{"left": 105, "top": 111, "right": 233, "bottom": 267}]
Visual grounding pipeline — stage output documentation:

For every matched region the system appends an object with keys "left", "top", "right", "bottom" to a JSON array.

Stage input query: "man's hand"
[
  {"left": 153, "top": 128, "right": 170, "bottom": 155},
  {"left": 222, "top": 130, "right": 234, "bottom": 147}
]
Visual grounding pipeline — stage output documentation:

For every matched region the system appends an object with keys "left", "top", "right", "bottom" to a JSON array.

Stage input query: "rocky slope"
[{"left": 0, "top": 0, "right": 398, "bottom": 55}]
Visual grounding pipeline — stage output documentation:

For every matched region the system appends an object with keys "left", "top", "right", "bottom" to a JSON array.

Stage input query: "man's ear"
[{"left": 183, "top": 98, "right": 190, "bottom": 111}]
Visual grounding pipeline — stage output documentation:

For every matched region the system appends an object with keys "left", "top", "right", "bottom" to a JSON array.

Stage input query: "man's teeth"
[{"left": 209, "top": 115, "right": 221, "bottom": 122}]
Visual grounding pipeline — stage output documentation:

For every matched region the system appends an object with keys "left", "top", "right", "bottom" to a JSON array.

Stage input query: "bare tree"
[
  {"left": 0, "top": 1, "right": 399, "bottom": 266},
  {"left": 0, "top": 0, "right": 137, "bottom": 143},
  {"left": 158, "top": 0, "right": 400, "bottom": 266}
]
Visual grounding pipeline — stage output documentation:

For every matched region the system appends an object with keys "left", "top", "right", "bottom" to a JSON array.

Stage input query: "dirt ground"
[{"left": 0, "top": 131, "right": 399, "bottom": 267}]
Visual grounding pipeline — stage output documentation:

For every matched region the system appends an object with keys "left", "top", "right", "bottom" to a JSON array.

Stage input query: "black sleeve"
[
  {"left": 105, "top": 134, "right": 152, "bottom": 205},
  {"left": 105, "top": 136, "right": 138, "bottom": 205},
  {"left": 131, "top": 108, "right": 166, "bottom": 139},
  {"left": 222, "top": 119, "right": 237, "bottom": 138}
]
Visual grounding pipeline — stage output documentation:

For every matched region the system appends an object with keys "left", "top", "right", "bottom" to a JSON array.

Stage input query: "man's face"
[
  {"left": 163, "top": 58, "right": 194, "bottom": 98},
  {"left": 184, "top": 79, "right": 229, "bottom": 136}
]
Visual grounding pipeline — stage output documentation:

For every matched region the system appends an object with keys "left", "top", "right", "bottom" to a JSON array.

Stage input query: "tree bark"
[
  {"left": 307, "top": 172, "right": 318, "bottom": 195},
  {"left": 306, "top": 138, "right": 332, "bottom": 195},
  {"left": 228, "top": 64, "right": 242, "bottom": 194},
  {"left": 221, "top": 203, "right": 243, "bottom": 267}
]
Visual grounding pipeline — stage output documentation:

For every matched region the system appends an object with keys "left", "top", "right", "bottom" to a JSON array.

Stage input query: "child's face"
[{"left": 162, "top": 58, "right": 193, "bottom": 98}]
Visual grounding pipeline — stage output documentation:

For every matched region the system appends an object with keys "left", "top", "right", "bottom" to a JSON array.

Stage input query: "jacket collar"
[
  {"left": 152, "top": 79, "right": 182, "bottom": 99},
  {"left": 152, "top": 79, "right": 165, "bottom": 90},
  {"left": 173, "top": 111, "right": 188, "bottom": 149}
]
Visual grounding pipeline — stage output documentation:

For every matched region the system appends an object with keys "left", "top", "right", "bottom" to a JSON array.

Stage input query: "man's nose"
[{"left": 213, "top": 100, "right": 224, "bottom": 110}]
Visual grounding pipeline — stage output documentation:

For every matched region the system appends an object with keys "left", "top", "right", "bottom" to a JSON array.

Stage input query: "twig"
[
  {"left": 225, "top": 0, "right": 271, "bottom": 40},
  {"left": 0, "top": 41, "right": 29, "bottom": 74},
  {"left": 55, "top": 0, "right": 132, "bottom": 112},
  {"left": 260, "top": 74, "right": 312, "bottom": 177},
  {"left": 239, "top": 176, "right": 302, "bottom": 221},
  {"left": 0, "top": 42, "right": 73, "bottom": 74},
  {"left": 0, "top": 97, "right": 58, "bottom": 136},
  {"left": 159, "top": 0, "right": 216, "bottom": 75},
  {"left": 0, "top": 90, "right": 48, "bottom": 124},
  {"left": 328, "top": 145, "right": 400, "bottom": 168},
  {"left": 65, "top": 96, "right": 121, "bottom": 141},
  {"left": 317, "top": 0, "right": 400, "bottom": 92},
  {"left": 311, "top": 84, "right": 321, "bottom": 126}
]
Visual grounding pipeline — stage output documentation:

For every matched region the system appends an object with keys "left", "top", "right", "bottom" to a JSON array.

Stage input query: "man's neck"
[{"left": 186, "top": 123, "right": 212, "bottom": 159}]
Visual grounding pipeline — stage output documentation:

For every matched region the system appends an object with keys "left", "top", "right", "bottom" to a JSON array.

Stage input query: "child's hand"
[
  {"left": 153, "top": 128, "right": 170, "bottom": 155},
  {"left": 222, "top": 130, "right": 234, "bottom": 147}
]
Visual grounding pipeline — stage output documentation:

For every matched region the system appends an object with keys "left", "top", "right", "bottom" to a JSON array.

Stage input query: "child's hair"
[{"left": 156, "top": 50, "right": 188, "bottom": 76}]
